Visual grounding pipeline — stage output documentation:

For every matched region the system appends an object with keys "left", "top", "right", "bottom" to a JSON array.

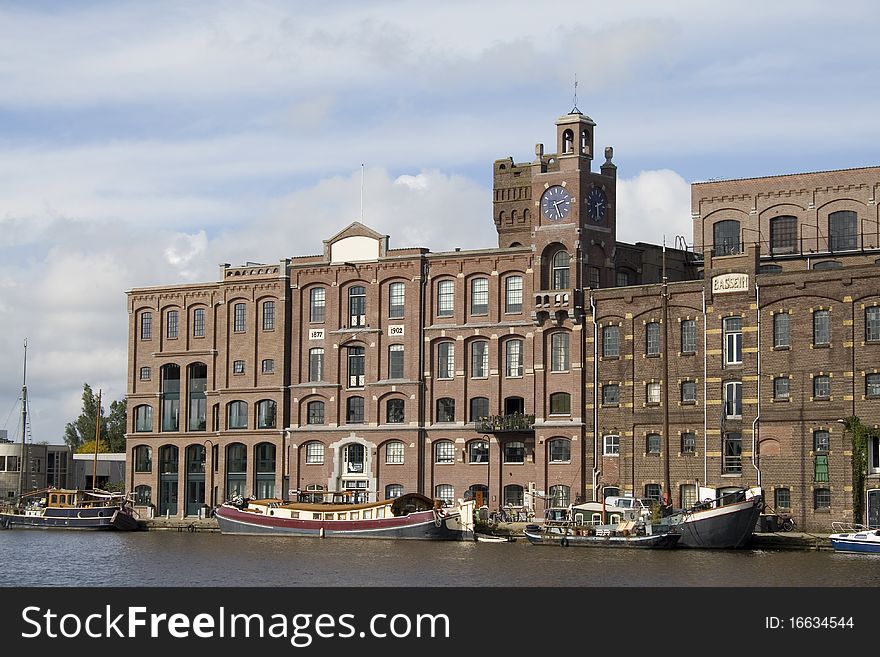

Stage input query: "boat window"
[
  {"left": 574, "top": 513, "right": 584, "bottom": 524},
  {"left": 591, "top": 513, "right": 602, "bottom": 525},
  {"left": 351, "top": 511, "right": 360, "bottom": 520},
  {"left": 290, "top": 512, "right": 299, "bottom": 519},
  {"left": 312, "top": 512, "right": 321, "bottom": 520},
  {"left": 337, "top": 513, "right": 347, "bottom": 521},
  {"left": 610, "top": 514, "right": 621, "bottom": 524},
  {"left": 376, "top": 508, "right": 385, "bottom": 518},
  {"left": 50, "top": 495, "right": 57, "bottom": 504},
  {"left": 364, "top": 510, "right": 372, "bottom": 519}
]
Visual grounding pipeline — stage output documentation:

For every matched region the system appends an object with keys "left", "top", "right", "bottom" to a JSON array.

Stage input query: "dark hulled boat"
[{"left": 0, "top": 488, "right": 138, "bottom": 530}]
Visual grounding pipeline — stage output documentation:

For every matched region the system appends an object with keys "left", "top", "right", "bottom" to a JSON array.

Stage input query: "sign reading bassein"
[{"left": 712, "top": 273, "right": 749, "bottom": 294}]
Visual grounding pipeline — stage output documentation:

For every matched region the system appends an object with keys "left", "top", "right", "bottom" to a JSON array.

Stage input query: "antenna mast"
[
  {"left": 360, "top": 163, "right": 365, "bottom": 222},
  {"left": 93, "top": 389, "right": 102, "bottom": 490},
  {"left": 18, "top": 339, "right": 28, "bottom": 501}
]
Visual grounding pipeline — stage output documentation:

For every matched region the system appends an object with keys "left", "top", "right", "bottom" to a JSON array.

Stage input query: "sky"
[{"left": 1, "top": 0, "right": 878, "bottom": 445}]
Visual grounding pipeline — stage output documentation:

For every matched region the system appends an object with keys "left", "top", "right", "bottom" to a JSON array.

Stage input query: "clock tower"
[{"left": 492, "top": 109, "right": 618, "bottom": 324}]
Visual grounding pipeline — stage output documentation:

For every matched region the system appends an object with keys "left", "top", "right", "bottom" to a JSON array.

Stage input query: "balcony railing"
[{"left": 476, "top": 413, "right": 536, "bottom": 433}]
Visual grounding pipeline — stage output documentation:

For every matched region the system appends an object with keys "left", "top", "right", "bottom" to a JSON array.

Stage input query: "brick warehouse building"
[{"left": 125, "top": 109, "right": 880, "bottom": 530}]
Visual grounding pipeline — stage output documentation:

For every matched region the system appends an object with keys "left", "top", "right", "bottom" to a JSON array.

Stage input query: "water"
[{"left": 2, "top": 531, "right": 878, "bottom": 587}]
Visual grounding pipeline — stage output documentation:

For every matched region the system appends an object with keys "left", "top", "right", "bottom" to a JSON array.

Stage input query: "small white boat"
[{"left": 829, "top": 522, "right": 880, "bottom": 554}]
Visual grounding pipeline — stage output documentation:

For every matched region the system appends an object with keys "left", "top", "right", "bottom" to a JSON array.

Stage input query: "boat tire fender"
[{"left": 560, "top": 537, "right": 569, "bottom": 547}]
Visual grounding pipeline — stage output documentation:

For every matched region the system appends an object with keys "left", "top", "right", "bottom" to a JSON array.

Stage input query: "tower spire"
[{"left": 570, "top": 74, "right": 581, "bottom": 115}]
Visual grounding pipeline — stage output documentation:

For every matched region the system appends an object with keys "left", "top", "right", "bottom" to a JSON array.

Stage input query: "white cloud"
[{"left": 616, "top": 170, "right": 692, "bottom": 247}]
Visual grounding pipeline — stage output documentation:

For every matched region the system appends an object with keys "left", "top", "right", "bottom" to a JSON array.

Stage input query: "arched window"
[
  {"left": 548, "top": 439, "right": 571, "bottom": 463},
  {"left": 713, "top": 220, "right": 741, "bottom": 256},
  {"left": 468, "top": 440, "right": 489, "bottom": 463},
  {"left": 503, "top": 441, "right": 525, "bottom": 464},
  {"left": 770, "top": 215, "right": 797, "bottom": 254},
  {"left": 580, "top": 130, "right": 589, "bottom": 154},
  {"left": 134, "top": 405, "right": 153, "bottom": 433},
  {"left": 503, "top": 484, "right": 524, "bottom": 507},
  {"left": 306, "top": 400, "right": 325, "bottom": 425},
  {"left": 227, "top": 401, "right": 248, "bottom": 429},
  {"left": 562, "top": 129, "right": 574, "bottom": 154},
  {"left": 346, "top": 397, "right": 365, "bottom": 424},
  {"left": 549, "top": 392, "right": 571, "bottom": 415},
  {"left": 548, "top": 484, "right": 570, "bottom": 507},
  {"left": 437, "top": 279, "right": 455, "bottom": 318},
  {"left": 225, "top": 443, "right": 247, "bottom": 498},
  {"left": 140, "top": 311, "right": 153, "bottom": 340},
  {"left": 551, "top": 251, "right": 570, "bottom": 289},
  {"left": 166, "top": 309, "right": 179, "bottom": 339},
  {"left": 467, "top": 484, "right": 489, "bottom": 506},
  {"left": 437, "top": 341, "right": 454, "bottom": 379},
  {"left": 435, "top": 484, "right": 455, "bottom": 506},
  {"left": 160, "top": 364, "right": 180, "bottom": 432},
  {"left": 434, "top": 440, "right": 455, "bottom": 464},
  {"left": 255, "top": 443, "right": 276, "bottom": 498},
  {"left": 158, "top": 445, "right": 179, "bottom": 475},
  {"left": 347, "top": 345, "right": 365, "bottom": 388},
  {"left": 262, "top": 300, "right": 275, "bottom": 331},
  {"left": 310, "top": 287, "right": 326, "bottom": 323},
  {"left": 470, "top": 277, "right": 488, "bottom": 315},
  {"left": 186, "top": 444, "right": 205, "bottom": 474},
  {"left": 348, "top": 285, "right": 366, "bottom": 327},
  {"left": 188, "top": 362, "right": 207, "bottom": 432},
  {"left": 829, "top": 210, "right": 857, "bottom": 251},
  {"left": 385, "top": 441, "right": 405, "bottom": 464},
  {"left": 134, "top": 485, "right": 152, "bottom": 506},
  {"left": 385, "top": 484, "right": 404, "bottom": 499},
  {"left": 233, "top": 302, "right": 246, "bottom": 333},
  {"left": 133, "top": 445, "right": 152, "bottom": 472},
  {"left": 505, "top": 275, "right": 523, "bottom": 313},
  {"left": 386, "top": 398, "right": 405, "bottom": 424},
  {"left": 304, "top": 442, "right": 324, "bottom": 465},
  {"left": 471, "top": 340, "right": 489, "bottom": 378},
  {"left": 436, "top": 397, "right": 455, "bottom": 423},
  {"left": 388, "top": 282, "right": 405, "bottom": 319},
  {"left": 550, "top": 332, "right": 569, "bottom": 371},
  {"left": 469, "top": 397, "right": 489, "bottom": 422},
  {"left": 505, "top": 338, "right": 524, "bottom": 377},
  {"left": 192, "top": 307, "right": 205, "bottom": 337},
  {"left": 257, "top": 400, "right": 277, "bottom": 429},
  {"left": 308, "top": 347, "right": 324, "bottom": 382}
]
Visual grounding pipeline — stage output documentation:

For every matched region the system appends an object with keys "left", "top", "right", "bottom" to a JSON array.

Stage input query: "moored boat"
[
  {"left": 655, "top": 486, "right": 763, "bottom": 548},
  {"left": 523, "top": 503, "right": 680, "bottom": 549},
  {"left": 829, "top": 522, "right": 880, "bottom": 554},
  {"left": 215, "top": 492, "right": 475, "bottom": 541},
  {"left": 0, "top": 488, "right": 138, "bottom": 530}
]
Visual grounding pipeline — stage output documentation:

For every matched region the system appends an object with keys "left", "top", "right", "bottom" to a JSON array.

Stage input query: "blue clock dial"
[
  {"left": 541, "top": 185, "right": 573, "bottom": 222},
  {"left": 587, "top": 187, "right": 607, "bottom": 223}
]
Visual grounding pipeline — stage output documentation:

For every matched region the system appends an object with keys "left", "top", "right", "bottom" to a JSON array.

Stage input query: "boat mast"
[
  {"left": 93, "top": 389, "right": 102, "bottom": 489},
  {"left": 18, "top": 339, "right": 28, "bottom": 501}
]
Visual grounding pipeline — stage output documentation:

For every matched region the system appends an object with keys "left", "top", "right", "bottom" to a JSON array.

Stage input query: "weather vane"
[{"left": 571, "top": 74, "right": 581, "bottom": 114}]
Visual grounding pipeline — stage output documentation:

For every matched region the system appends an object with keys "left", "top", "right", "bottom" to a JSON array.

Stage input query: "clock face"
[
  {"left": 541, "top": 185, "right": 573, "bottom": 222},
  {"left": 587, "top": 187, "right": 607, "bottom": 223}
]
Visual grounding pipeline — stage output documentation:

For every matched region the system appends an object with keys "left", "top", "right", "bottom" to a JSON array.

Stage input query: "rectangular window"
[
  {"left": 588, "top": 266, "right": 600, "bottom": 289},
  {"left": 813, "top": 310, "right": 830, "bottom": 346},
  {"left": 814, "top": 430, "right": 830, "bottom": 453},
  {"left": 681, "top": 432, "right": 696, "bottom": 454},
  {"left": 773, "top": 377, "right": 789, "bottom": 400},
  {"left": 724, "top": 381, "right": 742, "bottom": 418},
  {"left": 233, "top": 303, "right": 246, "bottom": 333},
  {"left": 603, "top": 435, "right": 620, "bottom": 456},
  {"left": 233, "top": 360, "right": 245, "bottom": 375},
  {"left": 389, "top": 282, "right": 405, "bottom": 319},
  {"left": 141, "top": 312, "right": 152, "bottom": 340},
  {"left": 306, "top": 442, "right": 324, "bottom": 464},
  {"left": 437, "top": 342, "right": 454, "bottom": 379},
  {"left": 814, "top": 488, "right": 831, "bottom": 509},
  {"left": 308, "top": 348, "right": 324, "bottom": 382},
  {"left": 774, "top": 488, "right": 791, "bottom": 509},
  {"left": 645, "top": 484, "right": 662, "bottom": 502},
  {"left": 346, "top": 397, "right": 364, "bottom": 424},
  {"left": 471, "top": 278, "right": 488, "bottom": 315},
  {"left": 139, "top": 366, "right": 151, "bottom": 381},
  {"left": 813, "top": 375, "right": 830, "bottom": 399},
  {"left": 723, "top": 432, "right": 743, "bottom": 474},
  {"left": 646, "top": 382, "right": 661, "bottom": 405},
  {"left": 506, "top": 339, "right": 523, "bottom": 377},
  {"left": 723, "top": 317, "right": 742, "bottom": 365},
  {"left": 166, "top": 310, "right": 178, "bottom": 339},
  {"left": 773, "top": 313, "right": 789, "bottom": 348},
  {"left": 770, "top": 216, "right": 797, "bottom": 254},
  {"left": 310, "top": 288, "right": 326, "bottom": 323},
  {"left": 386, "top": 441, "right": 404, "bottom": 464},
  {"left": 814, "top": 455, "right": 829, "bottom": 482},
  {"left": 616, "top": 270, "right": 630, "bottom": 287},
  {"left": 866, "top": 307, "right": 880, "bottom": 342},
  {"left": 348, "top": 346, "right": 365, "bottom": 388},
  {"left": 435, "top": 441, "right": 455, "bottom": 464},
  {"left": 867, "top": 373, "right": 880, "bottom": 397},
  {"left": 829, "top": 210, "right": 857, "bottom": 251},
  {"left": 307, "top": 402, "right": 324, "bottom": 425},
  {"left": 681, "top": 381, "right": 696, "bottom": 403},
  {"left": 550, "top": 332, "right": 569, "bottom": 372},
  {"left": 681, "top": 484, "right": 697, "bottom": 509},
  {"left": 471, "top": 341, "right": 488, "bottom": 378},
  {"left": 262, "top": 301, "right": 275, "bottom": 331},
  {"left": 602, "top": 384, "right": 619, "bottom": 406},
  {"left": 262, "top": 359, "right": 274, "bottom": 374},
  {"left": 193, "top": 308, "right": 205, "bottom": 337},
  {"left": 681, "top": 320, "right": 696, "bottom": 354},
  {"left": 437, "top": 280, "right": 454, "bottom": 317},
  {"left": 646, "top": 322, "right": 660, "bottom": 356},
  {"left": 506, "top": 276, "right": 523, "bottom": 313},
  {"left": 646, "top": 434, "right": 661, "bottom": 454},
  {"left": 602, "top": 326, "right": 619, "bottom": 358},
  {"left": 388, "top": 344, "right": 404, "bottom": 379}
]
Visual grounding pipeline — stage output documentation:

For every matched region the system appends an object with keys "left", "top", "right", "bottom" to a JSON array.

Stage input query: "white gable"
[{"left": 330, "top": 235, "right": 380, "bottom": 263}]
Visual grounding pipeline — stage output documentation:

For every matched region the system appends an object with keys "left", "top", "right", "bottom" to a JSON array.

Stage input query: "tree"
[{"left": 63, "top": 384, "right": 127, "bottom": 453}]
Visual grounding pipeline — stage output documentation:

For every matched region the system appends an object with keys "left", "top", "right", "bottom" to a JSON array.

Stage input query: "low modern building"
[
  {"left": 0, "top": 436, "right": 71, "bottom": 500},
  {"left": 124, "top": 109, "right": 880, "bottom": 530}
]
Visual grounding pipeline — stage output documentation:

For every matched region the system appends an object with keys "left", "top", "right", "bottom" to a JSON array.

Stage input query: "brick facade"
[{"left": 125, "top": 110, "right": 880, "bottom": 530}]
